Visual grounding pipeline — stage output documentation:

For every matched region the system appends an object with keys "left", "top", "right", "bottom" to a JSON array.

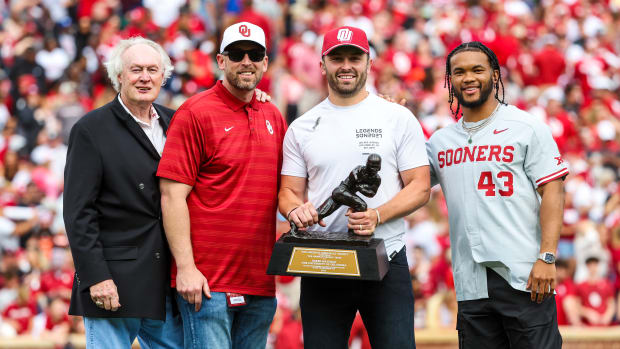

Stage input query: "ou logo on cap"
[
  {"left": 337, "top": 28, "right": 353, "bottom": 42},
  {"left": 239, "top": 25, "right": 251, "bottom": 37}
]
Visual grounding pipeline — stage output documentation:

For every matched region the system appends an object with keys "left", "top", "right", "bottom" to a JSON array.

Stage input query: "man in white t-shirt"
[
  {"left": 426, "top": 42, "right": 565, "bottom": 348},
  {"left": 278, "top": 26, "right": 430, "bottom": 349}
]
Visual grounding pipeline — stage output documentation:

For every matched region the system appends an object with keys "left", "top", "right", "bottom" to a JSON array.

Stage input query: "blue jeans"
[
  {"left": 176, "top": 291, "right": 276, "bottom": 349},
  {"left": 300, "top": 248, "right": 415, "bottom": 349},
  {"left": 84, "top": 294, "right": 183, "bottom": 349}
]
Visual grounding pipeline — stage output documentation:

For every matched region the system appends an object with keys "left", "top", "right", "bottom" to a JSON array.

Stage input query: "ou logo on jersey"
[
  {"left": 239, "top": 25, "right": 251, "bottom": 37},
  {"left": 266, "top": 120, "right": 274, "bottom": 135},
  {"left": 337, "top": 28, "right": 353, "bottom": 42}
]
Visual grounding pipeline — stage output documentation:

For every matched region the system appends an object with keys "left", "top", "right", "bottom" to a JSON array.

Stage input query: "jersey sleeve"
[
  {"left": 281, "top": 126, "right": 307, "bottom": 178},
  {"left": 157, "top": 108, "right": 206, "bottom": 186},
  {"left": 524, "top": 121, "right": 569, "bottom": 188},
  {"left": 395, "top": 112, "right": 429, "bottom": 172}
]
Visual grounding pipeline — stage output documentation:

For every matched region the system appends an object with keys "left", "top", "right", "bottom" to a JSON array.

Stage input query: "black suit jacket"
[{"left": 64, "top": 96, "right": 174, "bottom": 319}]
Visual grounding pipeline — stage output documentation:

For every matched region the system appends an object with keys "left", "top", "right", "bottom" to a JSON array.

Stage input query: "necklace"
[{"left": 462, "top": 103, "right": 501, "bottom": 144}]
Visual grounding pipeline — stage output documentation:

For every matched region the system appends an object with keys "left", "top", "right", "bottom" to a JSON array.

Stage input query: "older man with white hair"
[{"left": 63, "top": 36, "right": 183, "bottom": 349}]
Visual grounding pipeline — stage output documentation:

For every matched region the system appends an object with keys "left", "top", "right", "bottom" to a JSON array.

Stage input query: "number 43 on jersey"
[{"left": 477, "top": 171, "right": 513, "bottom": 196}]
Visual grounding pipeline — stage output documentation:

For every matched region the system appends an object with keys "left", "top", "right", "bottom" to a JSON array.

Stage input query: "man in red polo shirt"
[{"left": 157, "top": 21, "right": 286, "bottom": 349}]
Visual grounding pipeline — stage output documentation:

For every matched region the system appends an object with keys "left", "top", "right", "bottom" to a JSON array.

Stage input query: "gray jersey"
[{"left": 427, "top": 104, "right": 568, "bottom": 301}]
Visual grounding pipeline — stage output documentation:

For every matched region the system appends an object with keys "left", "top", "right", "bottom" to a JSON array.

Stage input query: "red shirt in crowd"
[
  {"left": 275, "top": 314, "right": 303, "bottom": 349},
  {"left": 555, "top": 278, "right": 578, "bottom": 325},
  {"left": 157, "top": 81, "right": 287, "bottom": 297},
  {"left": 488, "top": 32, "right": 520, "bottom": 67},
  {"left": 45, "top": 312, "right": 71, "bottom": 331},
  {"left": 40, "top": 268, "right": 74, "bottom": 297},
  {"left": 2, "top": 301, "right": 38, "bottom": 334},
  {"left": 166, "top": 12, "right": 206, "bottom": 41},
  {"left": 577, "top": 279, "right": 614, "bottom": 323},
  {"left": 547, "top": 110, "right": 580, "bottom": 154},
  {"left": 533, "top": 45, "right": 566, "bottom": 86},
  {"left": 186, "top": 49, "right": 216, "bottom": 90}
]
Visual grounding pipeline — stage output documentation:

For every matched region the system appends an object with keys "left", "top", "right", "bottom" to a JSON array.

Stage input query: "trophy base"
[{"left": 267, "top": 230, "right": 389, "bottom": 281}]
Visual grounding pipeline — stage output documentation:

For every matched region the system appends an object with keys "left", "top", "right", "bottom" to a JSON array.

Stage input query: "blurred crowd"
[{"left": 0, "top": 0, "right": 619, "bottom": 347}]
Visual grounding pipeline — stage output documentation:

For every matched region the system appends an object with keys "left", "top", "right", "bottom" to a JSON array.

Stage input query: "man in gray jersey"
[{"left": 426, "top": 41, "right": 566, "bottom": 348}]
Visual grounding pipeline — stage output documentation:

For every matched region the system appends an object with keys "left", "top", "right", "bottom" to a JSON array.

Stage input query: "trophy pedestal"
[{"left": 267, "top": 230, "right": 389, "bottom": 281}]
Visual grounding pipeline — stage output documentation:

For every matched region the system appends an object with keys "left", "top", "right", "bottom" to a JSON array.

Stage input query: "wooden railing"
[
  {"left": 1, "top": 327, "right": 620, "bottom": 348},
  {"left": 414, "top": 327, "right": 620, "bottom": 349}
]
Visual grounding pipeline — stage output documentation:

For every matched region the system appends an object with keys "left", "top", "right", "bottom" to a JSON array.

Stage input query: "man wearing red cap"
[
  {"left": 278, "top": 26, "right": 430, "bottom": 348},
  {"left": 157, "top": 22, "right": 287, "bottom": 349}
]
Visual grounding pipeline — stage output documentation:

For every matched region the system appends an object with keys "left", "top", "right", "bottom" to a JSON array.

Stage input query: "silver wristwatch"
[{"left": 538, "top": 252, "right": 556, "bottom": 264}]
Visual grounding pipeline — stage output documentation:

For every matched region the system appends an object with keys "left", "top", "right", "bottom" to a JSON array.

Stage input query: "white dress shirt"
[{"left": 118, "top": 95, "right": 166, "bottom": 156}]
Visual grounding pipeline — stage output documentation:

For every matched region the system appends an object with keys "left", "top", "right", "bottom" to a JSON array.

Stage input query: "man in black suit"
[{"left": 63, "top": 37, "right": 183, "bottom": 348}]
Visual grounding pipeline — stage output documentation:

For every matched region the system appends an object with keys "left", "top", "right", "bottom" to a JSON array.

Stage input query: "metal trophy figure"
[{"left": 290, "top": 153, "right": 382, "bottom": 236}]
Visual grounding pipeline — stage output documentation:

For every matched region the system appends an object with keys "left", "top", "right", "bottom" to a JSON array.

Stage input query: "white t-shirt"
[
  {"left": 35, "top": 48, "right": 70, "bottom": 81},
  {"left": 282, "top": 93, "right": 428, "bottom": 258},
  {"left": 427, "top": 104, "right": 569, "bottom": 301}
]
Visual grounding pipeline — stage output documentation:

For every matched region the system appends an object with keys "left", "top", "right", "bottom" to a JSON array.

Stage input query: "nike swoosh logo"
[
  {"left": 493, "top": 128, "right": 508, "bottom": 134},
  {"left": 225, "top": 126, "right": 234, "bottom": 132}
]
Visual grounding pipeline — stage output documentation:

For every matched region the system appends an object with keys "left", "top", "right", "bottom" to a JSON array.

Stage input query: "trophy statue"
[
  {"left": 290, "top": 153, "right": 382, "bottom": 236},
  {"left": 267, "top": 154, "right": 389, "bottom": 281}
]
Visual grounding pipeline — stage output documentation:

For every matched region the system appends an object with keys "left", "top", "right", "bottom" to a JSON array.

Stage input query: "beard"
[
  {"left": 453, "top": 78, "right": 494, "bottom": 108},
  {"left": 326, "top": 68, "right": 368, "bottom": 97},
  {"left": 226, "top": 68, "right": 264, "bottom": 91}
]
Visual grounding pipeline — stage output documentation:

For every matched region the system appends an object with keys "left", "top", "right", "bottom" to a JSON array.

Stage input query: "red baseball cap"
[{"left": 321, "top": 26, "right": 369, "bottom": 56}]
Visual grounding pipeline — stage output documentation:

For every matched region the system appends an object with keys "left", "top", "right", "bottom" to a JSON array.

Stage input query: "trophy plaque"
[{"left": 267, "top": 154, "right": 389, "bottom": 281}]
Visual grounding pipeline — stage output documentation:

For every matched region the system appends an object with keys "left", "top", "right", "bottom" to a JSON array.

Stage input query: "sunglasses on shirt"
[{"left": 222, "top": 48, "right": 266, "bottom": 62}]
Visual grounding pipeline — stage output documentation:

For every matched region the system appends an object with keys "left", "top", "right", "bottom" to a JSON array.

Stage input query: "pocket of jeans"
[
  {"left": 103, "top": 246, "right": 138, "bottom": 260},
  {"left": 517, "top": 297, "right": 554, "bottom": 328},
  {"left": 389, "top": 249, "right": 408, "bottom": 268}
]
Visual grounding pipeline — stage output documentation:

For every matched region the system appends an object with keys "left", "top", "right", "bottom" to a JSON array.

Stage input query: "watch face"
[{"left": 543, "top": 253, "right": 555, "bottom": 263}]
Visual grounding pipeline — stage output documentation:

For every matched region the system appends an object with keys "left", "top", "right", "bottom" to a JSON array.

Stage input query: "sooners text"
[{"left": 438, "top": 145, "right": 514, "bottom": 168}]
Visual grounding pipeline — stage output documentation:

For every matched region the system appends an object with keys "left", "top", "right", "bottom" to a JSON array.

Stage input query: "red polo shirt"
[{"left": 157, "top": 81, "right": 286, "bottom": 296}]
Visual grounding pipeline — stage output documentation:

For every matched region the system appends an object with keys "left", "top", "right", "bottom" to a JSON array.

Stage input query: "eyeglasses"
[{"left": 222, "top": 49, "right": 265, "bottom": 62}]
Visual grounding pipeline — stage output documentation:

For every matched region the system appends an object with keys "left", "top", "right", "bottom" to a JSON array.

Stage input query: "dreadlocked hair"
[{"left": 444, "top": 41, "right": 506, "bottom": 119}]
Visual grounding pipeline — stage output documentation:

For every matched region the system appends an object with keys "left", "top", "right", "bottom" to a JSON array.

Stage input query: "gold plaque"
[{"left": 286, "top": 247, "right": 360, "bottom": 277}]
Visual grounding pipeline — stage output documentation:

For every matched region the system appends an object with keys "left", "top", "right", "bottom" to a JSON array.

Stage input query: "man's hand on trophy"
[
  {"left": 288, "top": 202, "right": 326, "bottom": 230},
  {"left": 346, "top": 208, "right": 379, "bottom": 236}
]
